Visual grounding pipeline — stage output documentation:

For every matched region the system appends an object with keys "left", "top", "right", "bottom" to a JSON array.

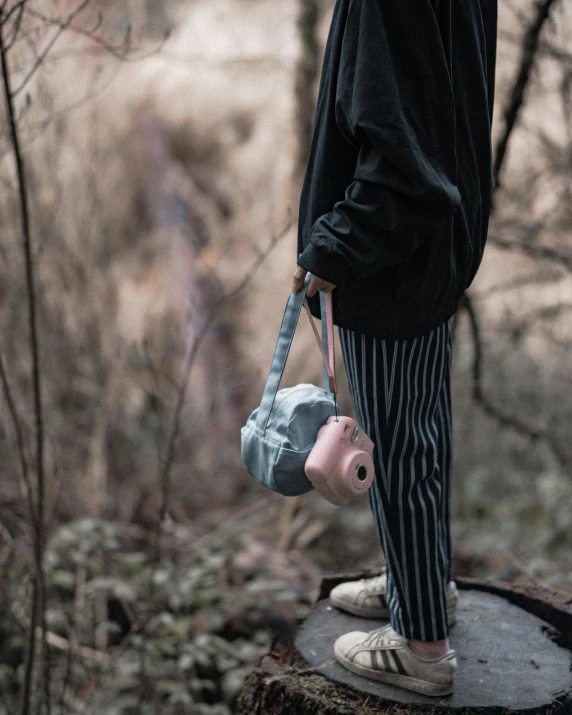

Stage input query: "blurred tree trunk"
[{"left": 292, "top": 0, "right": 322, "bottom": 188}]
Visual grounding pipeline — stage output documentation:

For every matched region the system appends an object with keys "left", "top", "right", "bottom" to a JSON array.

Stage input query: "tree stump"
[{"left": 237, "top": 572, "right": 572, "bottom": 714}]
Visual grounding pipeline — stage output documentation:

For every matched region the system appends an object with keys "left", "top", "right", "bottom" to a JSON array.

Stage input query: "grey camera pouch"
[{"left": 240, "top": 272, "right": 341, "bottom": 496}]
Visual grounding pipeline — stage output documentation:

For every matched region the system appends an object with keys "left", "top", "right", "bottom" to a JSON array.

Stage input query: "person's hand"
[{"left": 292, "top": 265, "right": 336, "bottom": 297}]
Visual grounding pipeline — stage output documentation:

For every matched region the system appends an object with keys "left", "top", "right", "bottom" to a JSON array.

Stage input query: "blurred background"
[{"left": 0, "top": 0, "right": 571, "bottom": 712}]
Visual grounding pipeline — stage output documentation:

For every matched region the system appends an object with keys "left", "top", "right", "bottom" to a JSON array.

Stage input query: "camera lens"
[{"left": 357, "top": 466, "right": 367, "bottom": 481}]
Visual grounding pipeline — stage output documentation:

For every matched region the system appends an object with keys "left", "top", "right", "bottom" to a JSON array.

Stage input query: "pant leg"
[{"left": 338, "top": 318, "right": 453, "bottom": 642}]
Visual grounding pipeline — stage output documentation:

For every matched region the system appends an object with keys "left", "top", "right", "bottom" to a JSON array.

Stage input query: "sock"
[{"left": 409, "top": 638, "right": 450, "bottom": 658}]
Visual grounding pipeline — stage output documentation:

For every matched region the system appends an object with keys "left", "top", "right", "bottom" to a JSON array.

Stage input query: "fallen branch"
[{"left": 34, "top": 627, "right": 109, "bottom": 664}]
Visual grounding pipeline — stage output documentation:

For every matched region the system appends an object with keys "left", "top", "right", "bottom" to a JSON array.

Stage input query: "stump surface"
[
  {"left": 237, "top": 576, "right": 572, "bottom": 714},
  {"left": 295, "top": 589, "right": 572, "bottom": 709}
]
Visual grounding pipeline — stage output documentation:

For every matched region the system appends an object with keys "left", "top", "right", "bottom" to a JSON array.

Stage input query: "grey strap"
[{"left": 255, "top": 273, "right": 331, "bottom": 433}]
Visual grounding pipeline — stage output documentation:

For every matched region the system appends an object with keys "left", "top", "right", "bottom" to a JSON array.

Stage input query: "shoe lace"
[
  {"left": 362, "top": 567, "right": 387, "bottom": 593},
  {"left": 366, "top": 574, "right": 386, "bottom": 591},
  {"left": 362, "top": 623, "right": 395, "bottom": 648}
]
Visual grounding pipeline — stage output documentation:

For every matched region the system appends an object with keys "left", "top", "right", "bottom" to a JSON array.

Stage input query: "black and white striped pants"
[{"left": 338, "top": 317, "right": 453, "bottom": 642}]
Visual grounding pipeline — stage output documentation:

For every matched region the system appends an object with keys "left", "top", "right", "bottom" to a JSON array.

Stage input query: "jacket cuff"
[{"left": 297, "top": 242, "right": 354, "bottom": 288}]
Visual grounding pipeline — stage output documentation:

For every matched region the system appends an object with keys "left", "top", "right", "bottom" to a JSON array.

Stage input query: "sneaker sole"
[
  {"left": 329, "top": 595, "right": 457, "bottom": 627},
  {"left": 334, "top": 644, "right": 455, "bottom": 697}
]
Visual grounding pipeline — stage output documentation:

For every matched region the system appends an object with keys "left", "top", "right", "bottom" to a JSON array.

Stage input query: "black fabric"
[{"left": 297, "top": 0, "right": 498, "bottom": 339}]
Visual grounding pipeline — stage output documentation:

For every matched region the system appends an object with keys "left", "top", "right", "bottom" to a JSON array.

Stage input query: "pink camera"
[{"left": 304, "top": 416, "right": 375, "bottom": 506}]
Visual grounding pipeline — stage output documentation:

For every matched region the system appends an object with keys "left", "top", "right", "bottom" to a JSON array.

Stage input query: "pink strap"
[{"left": 303, "top": 292, "right": 337, "bottom": 394}]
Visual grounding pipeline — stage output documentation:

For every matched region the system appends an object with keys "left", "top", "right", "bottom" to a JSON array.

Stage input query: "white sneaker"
[
  {"left": 334, "top": 623, "right": 456, "bottom": 697},
  {"left": 329, "top": 566, "right": 458, "bottom": 626}
]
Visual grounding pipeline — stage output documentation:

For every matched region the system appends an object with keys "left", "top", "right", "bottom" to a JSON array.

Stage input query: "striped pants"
[{"left": 338, "top": 317, "right": 453, "bottom": 642}]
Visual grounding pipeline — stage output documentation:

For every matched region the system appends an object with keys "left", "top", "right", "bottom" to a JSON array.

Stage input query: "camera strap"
[
  {"left": 255, "top": 272, "right": 338, "bottom": 435},
  {"left": 303, "top": 292, "right": 336, "bottom": 395}
]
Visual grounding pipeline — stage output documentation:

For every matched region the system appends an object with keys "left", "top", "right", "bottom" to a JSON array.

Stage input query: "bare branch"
[
  {"left": 35, "top": 626, "right": 109, "bottom": 663},
  {"left": 538, "top": 39, "right": 572, "bottom": 64},
  {"left": 489, "top": 232, "right": 572, "bottom": 271},
  {"left": 2, "top": 0, "right": 25, "bottom": 51},
  {"left": 0, "top": 53, "right": 123, "bottom": 150},
  {"left": 492, "top": 0, "right": 561, "bottom": 203},
  {"left": 23, "top": 4, "right": 171, "bottom": 66},
  {"left": 10, "top": 0, "right": 90, "bottom": 97},
  {"left": 471, "top": 266, "right": 565, "bottom": 301},
  {"left": 0, "top": 1, "right": 26, "bottom": 31},
  {"left": 214, "top": 213, "right": 295, "bottom": 310},
  {"left": 0, "top": 349, "right": 35, "bottom": 530},
  {"left": 4, "top": 16, "right": 40, "bottom": 56},
  {"left": 459, "top": 292, "right": 571, "bottom": 471},
  {"left": 500, "top": 26, "right": 572, "bottom": 66},
  {"left": 0, "top": 4, "right": 51, "bottom": 711},
  {"left": 510, "top": 301, "right": 572, "bottom": 340},
  {"left": 154, "top": 217, "right": 292, "bottom": 559}
]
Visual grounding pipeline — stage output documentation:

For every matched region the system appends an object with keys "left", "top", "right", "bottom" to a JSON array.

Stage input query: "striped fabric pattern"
[
  {"left": 370, "top": 647, "right": 408, "bottom": 675},
  {"left": 338, "top": 318, "right": 453, "bottom": 642}
]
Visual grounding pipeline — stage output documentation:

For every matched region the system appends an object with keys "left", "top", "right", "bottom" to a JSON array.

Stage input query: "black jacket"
[{"left": 297, "top": 0, "right": 497, "bottom": 339}]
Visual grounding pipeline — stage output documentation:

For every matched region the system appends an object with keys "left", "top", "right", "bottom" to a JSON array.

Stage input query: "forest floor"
[{"left": 1, "top": 471, "right": 572, "bottom": 714}]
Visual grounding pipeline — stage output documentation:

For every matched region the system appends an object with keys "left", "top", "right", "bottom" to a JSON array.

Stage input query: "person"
[{"left": 291, "top": 0, "right": 497, "bottom": 698}]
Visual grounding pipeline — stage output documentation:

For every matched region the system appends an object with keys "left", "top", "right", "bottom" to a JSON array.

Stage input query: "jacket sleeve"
[{"left": 297, "top": 0, "right": 462, "bottom": 287}]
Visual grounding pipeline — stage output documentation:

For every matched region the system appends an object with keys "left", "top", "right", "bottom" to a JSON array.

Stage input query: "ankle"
[{"left": 409, "top": 637, "right": 450, "bottom": 658}]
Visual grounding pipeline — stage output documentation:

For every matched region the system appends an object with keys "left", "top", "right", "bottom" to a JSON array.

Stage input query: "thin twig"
[
  {"left": 489, "top": 233, "right": 572, "bottom": 272},
  {"left": 34, "top": 628, "right": 109, "bottom": 664},
  {"left": 0, "top": 1, "right": 26, "bottom": 31},
  {"left": 154, "top": 217, "right": 292, "bottom": 560},
  {"left": 0, "top": 5, "right": 50, "bottom": 712},
  {"left": 2, "top": 0, "right": 25, "bottom": 50},
  {"left": 495, "top": 546, "right": 564, "bottom": 593},
  {"left": 23, "top": 3, "right": 170, "bottom": 66},
  {"left": 0, "top": 349, "right": 35, "bottom": 532},
  {"left": 191, "top": 497, "right": 271, "bottom": 552},
  {"left": 80, "top": 616, "right": 148, "bottom": 714},
  {"left": 459, "top": 292, "right": 571, "bottom": 471},
  {"left": 10, "top": 0, "right": 90, "bottom": 96}
]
